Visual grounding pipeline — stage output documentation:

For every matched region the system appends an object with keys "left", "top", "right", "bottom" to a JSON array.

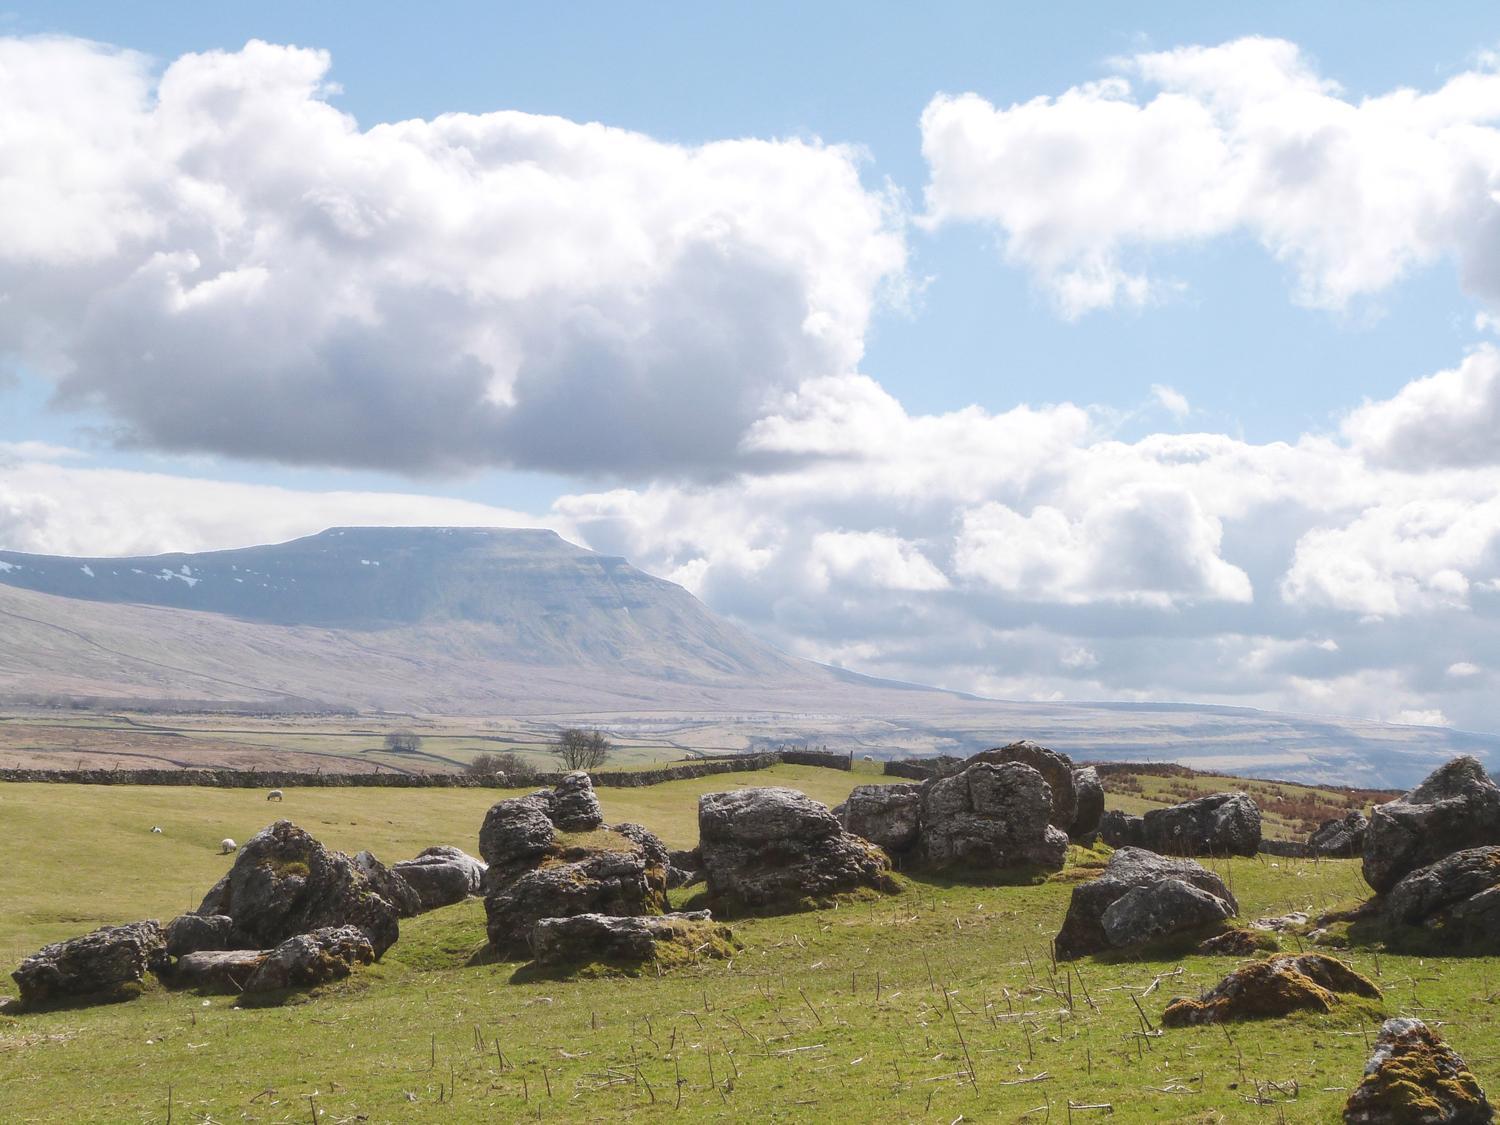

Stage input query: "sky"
[{"left": 5, "top": 3, "right": 1500, "bottom": 730}]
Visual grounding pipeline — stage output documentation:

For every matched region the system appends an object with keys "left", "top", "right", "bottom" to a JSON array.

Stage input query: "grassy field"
[{"left": 1, "top": 766, "right": 1495, "bottom": 1122}]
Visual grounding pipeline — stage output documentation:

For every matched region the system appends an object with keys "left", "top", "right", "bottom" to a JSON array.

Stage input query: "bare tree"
[
  {"left": 550, "top": 728, "right": 612, "bottom": 771},
  {"left": 384, "top": 730, "right": 422, "bottom": 754},
  {"left": 462, "top": 751, "right": 535, "bottom": 783}
]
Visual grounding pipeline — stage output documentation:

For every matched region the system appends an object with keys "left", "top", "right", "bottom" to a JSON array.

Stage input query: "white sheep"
[
  {"left": 150, "top": 825, "right": 163, "bottom": 834},
  {"left": 219, "top": 838, "right": 237, "bottom": 854},
  {"left": 267, "top": 789, "right": 284, "bottom": 801}
]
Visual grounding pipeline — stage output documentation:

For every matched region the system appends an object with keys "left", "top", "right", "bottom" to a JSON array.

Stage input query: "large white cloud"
[
  {"left": 921, "top": 36, "right": 1500, "bottom": 315},
  {"left": 1344, "top": 345, "right": 1500, "bottom": 470},
  {"left": 0, "top": 37, "right": 906, "bottom": 476}
]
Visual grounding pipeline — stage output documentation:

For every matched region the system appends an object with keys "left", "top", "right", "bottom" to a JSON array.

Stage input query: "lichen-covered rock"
[
  {"left": 1383, "top": 846, "right": 1500, "bottom": 947},
  {"left": 1099, "top": 809, "right": 1145, "bottom": 848},
  {"left": 1141, "top": 792, "right": 1261, "bottom": 857},
  {"left": 170, "top": 949, "right": 266, "bottom": 993},
  {"left": 352, "top": 850, "right": 423, "bottom": 918},
  {"left": 1101, "top": 877, "right": 1235, "bottom": 949},
  {"left": 391, "top": 846, "right": 486, "bottom": 911},
  {"left": 548, "top": 771, "right": 605, "bottom": 832},
  {"left": 1364, "top": 757, "right": 1500, "bottom": 894},
  {"left": 611, "top": 823, "right": 671, "bottom": 870},
  {"left": 919, "top": 763, "right": 1068, "bottom": 873},
  {"left": 967, "top": 741, "right": 1078, "bottom": 830},
  {"left": 1055, "top": 847, "right": 1238, "bottom": 960},
  {"left": 529, "top": 911, "right": 737, "bottom": 972},
  {"left": 163, "top": 913, "right": 238, "bottom": 959},
  {"left": 478, "top": 795, "right": 557, "bottom": 871},
  {"left": 194, "top": 820, "right": 399, "bottom": 957},
  {"left": 666, "top": 846, "right": 703, "bottom": 889},
  {"left": 12, "top": 921, "right": 165, "bottom": 1007},
  {"left": 837, "top": 783, "right": 923, "bottom": 855},
  {"left": 1309, "top": 811, "right": 1369, "bottom": 858},
  {"left": 1196, "top": 929, "right": 1279, "bottom": 957},
  {"left": 698, "top": 787, "right": 897, "bottom": 914},
  {"left": 1344, "top": 1018, "right": 1493, "bottom": 1123},
  {"left": 242, "top": 926, "right": 375, "bottom": 994},
  {"left": 1070, "top": 767, "right": 1105, "bottom": 839},
  {"left": 1163, "top": 954, "right": 1380, "bottom": 1026}
]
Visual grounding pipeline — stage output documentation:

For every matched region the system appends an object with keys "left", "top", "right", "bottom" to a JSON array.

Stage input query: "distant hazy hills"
[{"left": 2, "top": 526, "right": 1497, "bottom": 787}]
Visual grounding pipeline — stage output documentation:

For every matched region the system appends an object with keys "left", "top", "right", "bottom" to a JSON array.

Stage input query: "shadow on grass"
[{"left": 0, "top": 981, "right": 145, "bottom": 1015}]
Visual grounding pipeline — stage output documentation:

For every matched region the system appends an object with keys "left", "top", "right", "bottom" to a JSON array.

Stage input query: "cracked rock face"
[
  {"left": 698, "top": 787, "right": 896, "bottom": 914},
  {"left": 1054, "top": 847, "right": 1238, "bottom": 960},
  {"left": 836, "top": 783, "right": 923, "bottom": 855},
  {"left": 529, "top": 911, "right": 736, "bottom": 969},
  {"left": 242, "top": 926, "right": 375, "bottom": 995},
  {"left": 966, "top": 741, "right": 1078, "bottom": 830},
  {"left": 1344, "top": 1018, "right": 1494, "bottom": 1124},
  {"left": 1363, "top": 757, "right": 1500, "bottom": 894},
  {"left": 12, "top": 920, "right": 165, "bottom": 1007},
  {"left": 391, "top": 846, "right": 486, "bottom": 911},
  {"left": 918, "top": 762, "right": 1069, "bottom": 873},
  {"left": 1383, "top": 846, "right": 1500, "bottom": 947},
  {"left": 1308, "top": 811, "right": 1369, "bottom": 858}
]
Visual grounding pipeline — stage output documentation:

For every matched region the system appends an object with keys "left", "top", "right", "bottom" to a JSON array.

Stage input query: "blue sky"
[{"left": 6, "top": 4, "right": 1500, "bottom": 731}]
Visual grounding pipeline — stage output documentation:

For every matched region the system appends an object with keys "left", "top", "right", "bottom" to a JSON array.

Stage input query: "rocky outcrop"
[
  {"left": 11, "top": 921, "right": 165, "bottom": 1007},
  {"left": 1070, "top": 767, "right": 1105, "bottom": 839},
  {"left": 1363, "top": 757, "right": 1500, "bottom": 894},
  {"left": 835, "top": 783, "right": 923, "bottom": 856},
  {"left": 1163, "top": 954, "right": 1380, "bottom": 1026},
  {"left": 698, "top": 787, "right": 896, "bottom": 914},
  {"left": 1383, "top": 846, "right": 1500, "bottom": 945},
  {"left": 666, "top": 846, "right": 703, "bottom": 889},
  {"left": 194, "top": 820, "right": 400, "bottom": 957},
  {"left": 1143, "top": 792, "right": 1261, "bottom": 857},
  {"left": 529, "top": 911, "right": 737, "bottom": 971},
  {"left": 163, "top": 913, "right": 239, "bottom": 959},
  {"left": 1344, "top": 1018, "right": 1493, "bottom": 1123},
  {"left": 919, "top": 763, "right": 1069, "bottom": 873},
  {"left": 1099, "top": 809, "right": 1145, "bottom": 848},
  {"left": 352, "top": 850, "right": 423, "bottom": 918},
  {"left": 242, "top": 926, "right": 374, "bottom": 995},
  {"left": 548, "top": 771, "right": 605, "bottom": 831},
  {"left": 478, "top": 795, "right": 556, "bottom": 869},
  {"left": 391, "top": 846, "right": 486, "bottom": 911},
  {"left": 170, "top": 949, "right": 265, "bottom": 993},
  {"left": 1309, "top": 811, "right": 1369, "bottom": 858},
  {"left": 611, "top": 823, "right": 671, "bottom": 870},
  {"left": 967, "top": 741, "right": 1078, "bottom": 830},
  {"left": 1055, "top": 847, "right": 1238, "bottom": 960}
]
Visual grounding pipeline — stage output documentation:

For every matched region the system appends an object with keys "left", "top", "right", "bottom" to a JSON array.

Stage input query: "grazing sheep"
[
  {"left": 150, "top": 825, "right": 163, "bottom": 834},
  {"left": 267, "top": 789, "right": 284, "bottom": 802},
  {"left": 219, "top": 838, "right": 237, "bottom": 855}
]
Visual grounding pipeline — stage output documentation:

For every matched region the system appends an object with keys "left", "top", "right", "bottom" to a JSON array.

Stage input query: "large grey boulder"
[
  {"left": 352, "top": 850, "right": 423, "bottom": 918},
  {"left": 1308, "top": 811, "right": 1369, "bottom": 858},
  {"left": 478, "top": 795, "right": 556, "bottom": 870},
  {"left": 1140, "top": 792, "right": 1261, "bottom": 857},
  {"left": 529, "top": 911, "right": 736, "bottom": 970},
  {"left": 12, "top": 921, "right": 165, "bottom": 1007},
  {"left": 1099, "top": 809, "right": 1145, "bottom": 848},
  {"left": 170, "top": 950, "right": 265, "bottom": 994},
  {"left": 242, "top": 926, "right": 375, "bottom": 995},
  {"left": 1055, "top": 847, "right": 1238, "bottom": 960},
  {"left": 1384, "top": 846, "right": 1500, "bottom": 945},
  {"left": 485, "top": 845, "right": 666, "bottom": 957},
  {"left": 611, "top": 823, "right": 671, "bottom": 869},
  {"left": 967, "top": 741, "right": 1078, "bottom": 830},
  {"left": 1344, "top": 1018, "right": 1493, "bottom": 1123},
  {"left": 919, "top": 762, "right": 1069, "bottom": 873},
  {"left": 548, "top": 771, "right": 605, "bottom": 832},
  {"left": 698, "top": 787, "right": 896, "bottom": 913},
  {"left": 1363, "top": 757, "right": 1500, "bottom": 894},
  {"left": 195, "top": 820, "right": 399, "bottom": 958},
  {"left": 163, "top": 914, "right": 239, "bottom": 959},
  {"left": 391, "top": 846, "right": 486, "bottom": 911},
  {"left": 836, "top": 783, "right": 923, "bottom": 855},
  {"left": 1070, "top": 767, "right": 1105, "bottom": 839}
]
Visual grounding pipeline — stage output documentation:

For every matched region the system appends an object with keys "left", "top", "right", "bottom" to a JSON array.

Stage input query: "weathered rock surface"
[
  {"left": 1101, "top": 877, "right": 1235, "bottom": 949},
  {"left": 529, "top": 911, "right": 736, "bottom": 970},
  {"left": 12, "top": 921, "right": 165, "bottom": 1007},
  {"left": 666, "top": 846, "right": 703, "bottom": 889},
  {"left": 1141, "top": 792, "right": 1261, "bottom": 857},
  {"left": 1099, "top": 809, "right": 1145, "bottom": 848},
  {"left": 919, "top": 763, "right": 1069, "bottom": 873},
  {"left": 164, "top": 913, "right": 238, "bottom": 959},
  {"left": 1384, "top": 846, "right": 1500, "bottom": 944},
  {"left": 1195, "top": 929, "right": 1278, "bottom": 957},
  {"left": 612, "top": 823, "right": 671, "bottom": 870},
  {"left": 171, "top": 949, "right": 266, "bottom": 993},
  {"left": 1344, "top": 1018, "right": 1493, "bottom": 1124},
  {"left": 242, "top": 926, "right": 375, "bottom": 994},
  {"left": 698, "top": 787, "right": 896, "bottom": 913},
  {"left": 548, "top": 771, "right": 605, "bottom": 831},
  {"left": 485, "top": 843, "right": 666, "bottom": 956},
  {"left": 1364, "top": 757, "right": 1500, "bottom": 894},
  {"left": 478, "top": 795, "right": 556, "bottom": 870},
  {"left": 194, "top": 820, "right": 399, "bottom": 957},
  {"left": 1070, "top": 766, "right": 1105, "bottom": 839},
  {"left": 353, "top": 850, "right": 423, "bottom": 918},
  {"left": 391, "top": 846, "right": 486, "bottom": 911},
  {"left": 1055, "top": 848, "right": 1238, "bottom": 960},
  {"left": 1309, "top": 811, "right": 1369, "bottom": 858},
  {"left": 1163, "top": 954, "right": 1380, "bottom": 1026},
  {"left": 836, "top": 783, "right": 923, "bottom": 855},
  {"left": 967, "top": 741, "right": 1078, "bottom": 830}
]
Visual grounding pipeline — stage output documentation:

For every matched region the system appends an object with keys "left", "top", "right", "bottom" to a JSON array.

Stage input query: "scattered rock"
[
  {"left": 698, "top": 787, "right": 896, "bottom": 914},
  {"left": 919, "top": 762, "right": 1069, "bottom": 873},
  {"left": 242, "top": 926, "right": 375, "bottom": 995},
  {"left": 478, "top": 795, "right": 556, "bottom": 870},
  {"left": 1054, "top": 847, "right": 1238, "bottom": 960},
  {"left": 163, "top": 913, "right": 238, "bottom": 959},
  {"left": 194, "top": 820, "right": 399, "bottom": 957},
  {"left": 1249, "top": 912, "right": 1309, "bottom": 932},
  {"left": 1344, "top": 1017, "right": 1493, "bottom": 1123},
  {"left": 11, "top": 920, "right": 165, "bottom": 1007},
  {"left": 391, "top": 846, "right": 486, "bottom": 911},
  {"left": 1364, "top": 757, "right": 1500, "bottom": 893},
  {"left": 1101, "top": 877, "right": 1235, "bottom": 949},
  {"left": 611, "top": 823, "right": 671, "bottom": 870},
  {"left": 1383, "top": 846, "right": 1500, "bottom": 946},
  {"left": 529, "top": 911, "right": 737, "bottom": 972},
  {"left": 1196, "top": 929, "right": 1279, "bottom": 956},
  {"left": 1310, "top": 811, "right": 1369, "bottom": 858},
  {"left": 548, "top": 771, "right": 605, "bottom": 832},
  {"left": 486, "top": 844, "right": 666, "bottom": 957},
  {"left": 666, "top": 846, "right": 703, "bottom": 889},
  {"left": 1099, "top": 809, "right": 1145, "bottom": 848},
  {"left": 1141, "top": 792, "right": 1262, "bottom": 857},
  {"left": 1070, "top": 767, "right": 1105, "bottom": 839},
  {"left": 1162, "top": 954, "right": 1380, "bottom": 1026},
  {"left": 967, "top": 741, "right": 1078, "bottom": 830},
  {"left": 836, "top": 783, "right": 923, "bottom": 856},
  {"left": 170, "top": 949, "right": 266, "bottom": 993},
  {"left": 352, "top": 850, "right": 423, "bottom": 918}
]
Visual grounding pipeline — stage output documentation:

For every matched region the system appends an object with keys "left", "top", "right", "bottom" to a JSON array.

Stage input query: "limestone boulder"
[
  {"left": 1055, "top": 847, "right": 1238, "bottom": 960},
  {"left": 548, "top": 771, "right": 605, "bottom": 831},
  {"left": 1363, "top": 757, "right": 1500, "bottom": 893},
  {"left": 1383, "top": 846, "right": 1500, "bottom": 947},
  {"left": 1163, "top": 954, "right": 1380, "bottom": 1026},
  {"left": 967, "top": 741, "right": 1077, "bottom": 830},
  {"left": 485, "top": 843, "right": 666, "bottom": 957},
  {"left": 919, "top": 762, "right": 1068, "bottom": 873},
  {"left": 1344, "top": 1018, "right": 1493, "bottom": 1123},
  {"left": 11, "top": 921, "right": 165, "bottom": 1007},
  {"left": 1308, "top": 811, "right": 1369, "bottom": 858},
  {"left": 392, "top": 846, "right": 486, "bottom": 911},
  {"left": 1070, "top": 767, "right": 1105, "bottom": 839},
  {"left": 836, "top": 783, "right": 923, "bottom": 855},
  {"left": 698, "top": 787, "right": 896, "bottom": 913},
  {"left": 478, "top": 795, "right": 557, "bottom": 872},
  {"left": 242, "top": 926, "right": 375, "bottom": 994},
  {"left": 163, "top": 913, "right": 238, "bottom": 959},
  {"left": 1099, "top": 809, "right": 1145, "bottom": 848},
  {"left": 529, "top": 911, "right": 736, "bottom": 971},
  {"left": 170, "top": 949, "right": 265, "bottom": 994},
  {"left": 1141, "top": 792, "right": 1261, "bottom": 857},
  {"left": 194, "top": 820, "right": 399, "bottom": 957},
  {"left": 352, "top": 850, "right": 423, "bottom": 918}
]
